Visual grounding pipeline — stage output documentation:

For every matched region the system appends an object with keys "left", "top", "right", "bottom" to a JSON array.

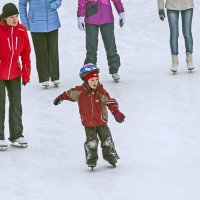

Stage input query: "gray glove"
[{"left": 159, "top": 9, "right": 165, "bottom": 21}]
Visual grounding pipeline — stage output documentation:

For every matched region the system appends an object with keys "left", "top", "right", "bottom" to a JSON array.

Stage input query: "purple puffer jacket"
[{"left": 77, "top": 0, "right": 124, "bottom": 25}]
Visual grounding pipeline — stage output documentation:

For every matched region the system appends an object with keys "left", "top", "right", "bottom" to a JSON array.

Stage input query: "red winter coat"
[
  {"left": 59, "top": 83, "right": 119, "bottom": 127},
  {"left": 0, "top": 21, "right": 31, "bottom": 82}
]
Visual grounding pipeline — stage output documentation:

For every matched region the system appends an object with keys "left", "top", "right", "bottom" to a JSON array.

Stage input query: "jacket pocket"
[{"left": 86, "top": 3, "right": 98, "bottom": 17}]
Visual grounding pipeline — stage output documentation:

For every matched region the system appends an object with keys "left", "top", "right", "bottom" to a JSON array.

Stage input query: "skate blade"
[
  {"left": 111, "top": 163, "right": 116, "bottom": 168},
  {"left": 88, "top": 165, "right": 96, "bottom": 171},
  {"left": 0, "top": 146, "right": 8, "bottom": 151},
  {"left": 11, "top": 142, "right": 28, "bottom": 148},
  {"left": 54, "top": 84, "right": 59, "bottom": 88},
  {"left": 113, "top": 79, "right": 120, "bottom": 82},
  {"left": 171, "top": 70, "right": 177, "bottom": 74},
  {"left": 43, "top": 86, "right": 49, "bottom": 89}
]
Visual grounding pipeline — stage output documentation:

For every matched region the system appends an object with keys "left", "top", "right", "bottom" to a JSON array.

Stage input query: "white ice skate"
[
  {"left": 42, "top": 81, "right": 49, "bottom": 89},
  {"left": 112, "top": 73, "right": 120, "bottom": 82},
  {"left": 53, "top": 80, "right": 60, "bottom": 87},
  {"left": 11, "top": 137, "right": 28, "bottom": 148},
  {"left": 0, "top": 140, "right": 8, "bottom": 151},
  {"left": 171, "top": 54, "right": 179, "bottom": 73},
  {"left": 186, "top": 53, "right": 194, "bottom": 71}
]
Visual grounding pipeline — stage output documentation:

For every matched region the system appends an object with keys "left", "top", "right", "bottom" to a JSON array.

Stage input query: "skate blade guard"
[{"left": 11, "top": 142, "right": 28, "bottom": 148}]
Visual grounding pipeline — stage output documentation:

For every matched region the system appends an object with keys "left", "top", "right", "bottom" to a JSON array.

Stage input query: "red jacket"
[
  {"left": 59, "top": 83, "right": 119, "bottom": 127},
  {"left": 0, "top": 21, "right": 31, "bottom": 82}
]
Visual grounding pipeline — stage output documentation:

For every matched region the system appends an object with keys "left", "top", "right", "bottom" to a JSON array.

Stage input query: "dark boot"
[
  {"left": 107, "top": 156, "right": 117, "bottom": 167},
  {"left": 86, "top": 158, "right": 97, "bottom": 168}
]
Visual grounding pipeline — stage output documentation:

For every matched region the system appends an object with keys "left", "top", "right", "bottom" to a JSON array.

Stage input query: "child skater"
[{"left": 53, "top": 63, "right": 125, "bottom": 169}]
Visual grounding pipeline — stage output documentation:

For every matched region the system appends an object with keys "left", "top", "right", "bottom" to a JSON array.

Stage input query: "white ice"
[{"left": 1, "top": 0, "right": 200, "bottom": 200}]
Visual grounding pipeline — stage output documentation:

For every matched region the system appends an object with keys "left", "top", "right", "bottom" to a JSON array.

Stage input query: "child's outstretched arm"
[
  {"left": 53, "top": 92, "right": 70, "bottom": 105},
  {"left": 53, "top": 87, "right": 82, "bottom": 105},
  {"left": 105, "top": 98, "right": 125, "bottom": 123},
  {"left": 112, "top": 109, "right": 125, "bottom": 123},
  {"left": 100, "top": 87, "right": 125, "bottom": 123}
]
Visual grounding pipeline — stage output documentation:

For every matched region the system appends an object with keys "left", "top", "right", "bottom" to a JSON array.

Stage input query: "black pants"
[
  {"left": 85, "top": 22, "right": 120, "bottom": 74},
  {"left": 31, "top": 29, "right": 59, "bottom": 83},
  {"left": 84, "top": 125, "right": 119, "bottom": 163},
  {"left": 0, "top": 78, "right": 23, "bottom": 142}
]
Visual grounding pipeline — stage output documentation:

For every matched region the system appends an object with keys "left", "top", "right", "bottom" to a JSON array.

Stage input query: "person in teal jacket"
[{"left": 19, "top": 0, "right": 62, "bottom": 88}]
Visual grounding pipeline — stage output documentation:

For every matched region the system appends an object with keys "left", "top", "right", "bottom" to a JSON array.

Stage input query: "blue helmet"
[{"left": 79, "top": 63, "right": 99, "bottom": 79}]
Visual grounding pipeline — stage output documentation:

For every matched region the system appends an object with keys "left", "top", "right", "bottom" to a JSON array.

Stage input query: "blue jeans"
[{"left": 167, "top": 9, "right": 193, "bottom": 55}]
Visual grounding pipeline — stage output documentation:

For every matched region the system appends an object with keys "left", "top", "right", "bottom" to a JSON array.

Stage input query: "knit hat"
[
  {"left": 85, "top": 71, "right": 99, "bottom": 82},
  {"left": 2, "top": 3, "right": 19, "bottom": 18}
]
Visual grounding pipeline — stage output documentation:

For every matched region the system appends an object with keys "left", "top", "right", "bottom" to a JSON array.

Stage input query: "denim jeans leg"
[
  {"left": 181, "top": 9, "right": 193, "bottom": 54},
  {"left": 167, "top": 10, "right": 179, "bottom": 55}
]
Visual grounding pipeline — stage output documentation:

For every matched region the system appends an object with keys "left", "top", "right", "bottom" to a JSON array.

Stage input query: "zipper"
[
  {"left": 7, "top": 38, "right": 11, "bottom": 50},
  {"left": 8, "top": 27, "right": 14, "bottom": 80},
  {"left": 15, "top": 37, "right": 18, "bottom": 50},
  {"left": 91, "top": 93, "right": 94, "bottom": 120}
]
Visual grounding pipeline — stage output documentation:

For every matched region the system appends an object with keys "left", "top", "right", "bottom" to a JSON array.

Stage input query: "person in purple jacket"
[{"left": 77, "top": 0, "right": 125, "bottom": 82}]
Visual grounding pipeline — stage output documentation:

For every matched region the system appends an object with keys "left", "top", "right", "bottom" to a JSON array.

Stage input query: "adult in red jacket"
[{"left": 0, "top": 3, "right": 31, "bottom": 150}]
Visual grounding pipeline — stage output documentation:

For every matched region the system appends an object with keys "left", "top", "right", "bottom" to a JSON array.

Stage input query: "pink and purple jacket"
[{"left": 77, "top": 0, "right": 124, "bottom": 25}]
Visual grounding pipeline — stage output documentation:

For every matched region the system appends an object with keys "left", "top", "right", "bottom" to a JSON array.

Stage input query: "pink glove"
[{"left": 113, "top": 110, "right": 125, "bottom": 123}]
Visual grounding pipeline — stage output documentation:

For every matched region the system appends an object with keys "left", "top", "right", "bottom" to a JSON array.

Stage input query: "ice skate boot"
[
  {"left": 0, "top": 140, "right": 8, "bottom": 151},
  {"left": 87, "top": 159, "right": 97, "bottom": 170},
  {"left": 12, "top": 137, "right": 28, "bottom": 148},
  {"left": 53, "top": 80, "right": 60, "bottom": 87},
  {"left": 42, "top": 81, "right": 49, "bottom": 89},
  {"left": 171, "top": 54, "right": 178, "bottom": 73},
  {"left": 107, "top": 157, "right": 117, "bottom": 168},
  {"left": 186, "top": 53, "right": 194, "bottom": 71},
  {"left": 112, "top": 73, "right": 120, "bottom": 82}
]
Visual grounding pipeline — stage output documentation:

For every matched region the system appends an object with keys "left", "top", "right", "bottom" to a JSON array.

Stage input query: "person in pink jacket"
[{"left": 77, "top": 0, "right": 125, "bottom": 82}]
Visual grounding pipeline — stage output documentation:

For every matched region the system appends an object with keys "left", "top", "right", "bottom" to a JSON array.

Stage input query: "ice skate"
[
  {"left": 171, "top": 54, "right": 178, "bottom": 73},
  {"left": 87, "top": 159, "right": 97, "bottom": 170},
  {"left": 112, "top": 73, "right": 120, "bottom": 82},
  {"left": 53, "top": 80, "right": 60, "bottom": 87},
  {"left": 107, "top": 157, "right": 117, "bottom": 168},
  {"left": 186, "top": 53, "right": 194, "bottom": 71},
  {"left": 0, "top": 140, "right": 8, "bottom": 151},
  {"left": 42, "top": 81, "right": 49, "bottom": 89},
  {"left": 11, "top": 137, "right": 28, "bottom": 148}
]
